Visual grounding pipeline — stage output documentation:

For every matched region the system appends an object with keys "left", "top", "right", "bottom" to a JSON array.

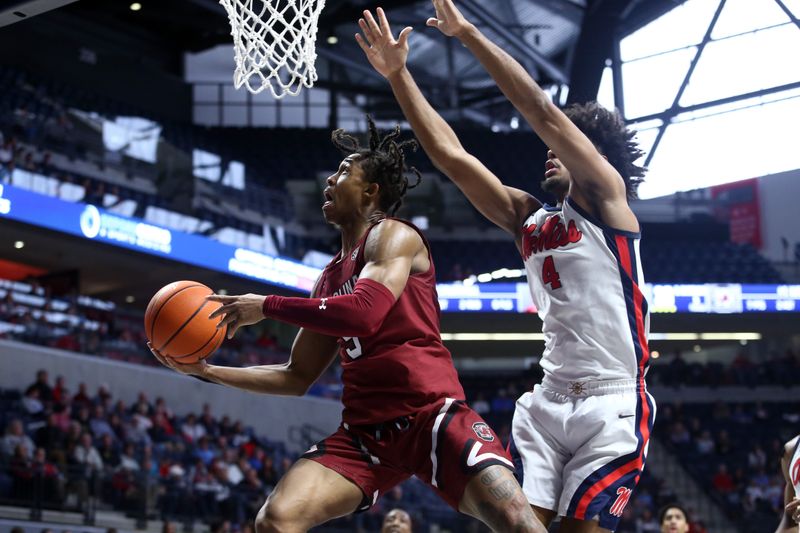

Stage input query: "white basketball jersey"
[
  {"left": 791, "top": 437, "right": 800, "bottom": 494},
  {"left": 521, "top": 197, "right": 650, "bottom": 384}
]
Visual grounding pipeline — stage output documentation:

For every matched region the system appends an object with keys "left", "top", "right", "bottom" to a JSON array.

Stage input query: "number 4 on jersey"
[{"left": 542, "top": 255, "right": 562, "bottom": 290}]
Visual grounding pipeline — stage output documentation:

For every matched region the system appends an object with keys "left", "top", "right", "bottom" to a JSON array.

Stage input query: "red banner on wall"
[{"left": 711, "top": 178, "right": 762, "bottom": 249}]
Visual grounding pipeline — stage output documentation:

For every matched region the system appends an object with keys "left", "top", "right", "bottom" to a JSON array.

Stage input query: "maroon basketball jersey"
[{"left": 315, "top": 218, "right": 465, "bottom": 425}]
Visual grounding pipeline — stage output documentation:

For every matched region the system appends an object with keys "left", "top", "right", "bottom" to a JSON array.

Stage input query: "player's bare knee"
[{"left": 255, "top": 494, "right": 303, "bottom": 533}]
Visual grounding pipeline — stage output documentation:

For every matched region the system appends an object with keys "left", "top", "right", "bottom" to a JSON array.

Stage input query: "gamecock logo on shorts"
[{"left": 471, "top": 422, "right": 495, "bottom": 442}]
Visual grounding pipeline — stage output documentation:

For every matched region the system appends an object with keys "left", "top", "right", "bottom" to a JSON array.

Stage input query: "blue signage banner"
[
  {"left": 2, "top": 183, "right": 798, "bottom": 313},
  {"left": 0, "top": 183, "right": 321, "bottom": 293}
]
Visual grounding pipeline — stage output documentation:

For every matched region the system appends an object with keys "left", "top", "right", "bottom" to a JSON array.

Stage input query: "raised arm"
[
  {"left": 355, "top": 8, "right": 538, "bottom": 238},
  {"left": 776, "top": 437, "right": 799, "bottom": 533},
  {"left": 429, "top": 0, "right": 636, "bottom": 231}
]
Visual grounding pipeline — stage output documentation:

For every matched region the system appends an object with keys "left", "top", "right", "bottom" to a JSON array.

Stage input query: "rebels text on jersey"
[{"left": 315, "top": 219, "right": 465, "bottom": 425}]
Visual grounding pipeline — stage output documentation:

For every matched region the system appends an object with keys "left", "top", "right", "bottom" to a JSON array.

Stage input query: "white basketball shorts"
[{"left": 510, "top": 376, "right": 656, "bottom": 531}]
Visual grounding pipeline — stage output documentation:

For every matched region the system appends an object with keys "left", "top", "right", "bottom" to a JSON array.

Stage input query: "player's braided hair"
[
  {"left": 563, "top": 102, "right": 646, "bottom": 200},
  {"left": 331, "top": 115, "right": 422, "bottom": 217}
]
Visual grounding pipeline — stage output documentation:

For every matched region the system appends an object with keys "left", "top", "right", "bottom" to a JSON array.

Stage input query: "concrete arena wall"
[{"left": 0, "top": 340, "right": 340, "bottom": 453}]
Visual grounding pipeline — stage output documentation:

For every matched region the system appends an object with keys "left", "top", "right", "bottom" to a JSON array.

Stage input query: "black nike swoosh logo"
[{"left": 618, "top": 414, "right": 635, "bottom": 419}]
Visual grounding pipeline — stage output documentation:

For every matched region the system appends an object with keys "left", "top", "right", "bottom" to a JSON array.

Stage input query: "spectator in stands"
[
  {"left": 712, "top": 463, "right": 735, "bottom": 495},
  {"left": 259, "top": 456, "right": 278, "bottom": 488},
  {"left": 72, "top": 382, "right": 92, "bottom": 408},
  {"left": 2, "top": 419, "right": 35, "bottom": 459},
  {"left": 669, "top": 421, "right": 690, "bottom": 447},
  {"left": 151, "top": 410, "right": 175, "bottom": 443},
  {"left": 26, "top": 369, "right": 53, "bottom": 404},
  {"left": 381, "top": 508, "right": 413, "bottom": 533},
  {"left": 22, "top": 387, "right": 45, "bottom": 417},
  {"left": 32, "top": 446, "right": 64, "bottom": 503},
  {"left": 108, "top": 413, "right": 128, "bottom": 443},
  {"left": 50, "top": 401, "right": 71, "bottom": 433},
  {"left": 715, "top": 429, "right": 733, "bottom": 456},
  {"left": 130, "top": 403, "right": 153, "bottom": 445},
  {"left": 658, "top": 504, "right": 689, "bottom": 533},
  {"left": 194, "top": 436, "right": 215, "bottom": 465},
  {"left": 635, "top": 508, "right": 659, "bottom": 532},
  {"left": 90, "top": 405, "right": 115, "bottom": 440},
  {"left": 130, "top": 392, "right": 153, "bottom": 416},
  {"left": 9, "top": 443, "right": 34, "bottom": 497},
  {"left": 97, "top": 433, "right": 120, "bottom": 468},
  {"left": 181, "top": 413, "right": 206, "bottom": 443},
  {"left": 748, "top": 444, "right": 767, "bottom": 470},
  {"left": 73, "top": 432, "right": 103, "bottom": 472},
  {"left": 119, "top": 443, "right": 140, "bottom": 472},
  {"left": 52, "top": 375, "right": 66, "bottom": 404},
  {"left": 74, "top": 405, "right": 92, "bottom": 433},
  {"left": 200, "top": 403, "right": 217, "bottom": 436},
  {"left": 35, "top": 413, "right": 67, "bottom": 464},
  {"left": 695, "top": 430, "right": 715, "bottom": 455}
]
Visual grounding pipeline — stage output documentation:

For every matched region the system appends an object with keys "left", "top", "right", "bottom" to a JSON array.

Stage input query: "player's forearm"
[
  {"left": 262, "top": 278, "right": 395, "bottom": 338},
  {"left": 386, "top": 67, "right": 465, "bottom": 170},
  {"left": 203, "top": 364, "right": 307, "bottom": 396},
  {"left": 774, "top": 516, "right": 799, "bottom": 533},
  {"left": 457, "top": 24, "right": 555, "bottom": 128}
]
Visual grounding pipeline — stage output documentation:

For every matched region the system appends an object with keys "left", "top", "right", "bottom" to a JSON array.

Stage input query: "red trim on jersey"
[
  {"left": 262, "top": 278, "right": 396, "bottom": 337},
  {"left": 613, "top": 235, "right": 650, "bottom": 382}
]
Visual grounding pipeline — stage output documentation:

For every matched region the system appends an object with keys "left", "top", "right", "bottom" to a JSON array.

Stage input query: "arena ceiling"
[{"left": 0, "top": 0, "right": 683, "bottom": 124}]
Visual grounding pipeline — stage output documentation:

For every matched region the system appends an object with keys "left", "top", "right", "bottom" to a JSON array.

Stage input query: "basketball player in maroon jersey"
[{"left": 149, "top": 120, "right": 543, "bottom": 532}]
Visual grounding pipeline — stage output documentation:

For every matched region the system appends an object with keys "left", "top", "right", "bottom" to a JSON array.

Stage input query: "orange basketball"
[{"left": 144, "top": 281, "right": 226, "bottom": 364}]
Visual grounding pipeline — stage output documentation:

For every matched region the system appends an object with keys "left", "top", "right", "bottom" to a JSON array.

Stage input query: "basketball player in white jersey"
[
  {"left": 357, "top": 2, "right": 654, "bottom": 531},
  {"left": 776, "top": 435, "right": 800, "bottom": 532}
]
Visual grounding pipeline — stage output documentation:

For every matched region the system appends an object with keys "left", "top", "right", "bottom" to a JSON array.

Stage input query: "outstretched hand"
[
  {"left": 426, "top": 0, "right": 472, "bottom": 37},
  {"left": 207, "top": 293, "right": 266, "bottom": 339},
  {"left": 147, "top": 342, "right": 208, "bottom": 377},
  {"left": 355, "top": 7, "right": 413, "bottom": 79}
]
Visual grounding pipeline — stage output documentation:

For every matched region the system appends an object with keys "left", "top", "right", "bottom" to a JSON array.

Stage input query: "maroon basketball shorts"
[{"left": 302, "top": 397, "right": 514, "bottom": 510}]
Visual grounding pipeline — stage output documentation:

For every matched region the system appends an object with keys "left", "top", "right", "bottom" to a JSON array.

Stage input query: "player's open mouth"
[{"left": 322, "top": 189, "right": 334, "bottom": 208}]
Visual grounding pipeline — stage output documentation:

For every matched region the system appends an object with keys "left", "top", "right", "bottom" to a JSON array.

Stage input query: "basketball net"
[{"left": 218, "top": 0, "right": 326, "bottom": 99}]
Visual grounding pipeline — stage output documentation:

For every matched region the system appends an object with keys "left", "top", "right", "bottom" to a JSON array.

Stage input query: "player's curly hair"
[
  {"left": 563, "top": 102, "right": 646, "bottom": 200},
  {"left": 331, "top": 115, "right": 422, "bottom": 217}
]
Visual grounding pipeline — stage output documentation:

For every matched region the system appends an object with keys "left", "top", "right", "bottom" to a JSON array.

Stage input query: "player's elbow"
[
  {"left": 286, "top": 379, "right": 311, "bottom": 397},
  {"left": 279, "top": 367, "right": 313, "bottom": 396}
]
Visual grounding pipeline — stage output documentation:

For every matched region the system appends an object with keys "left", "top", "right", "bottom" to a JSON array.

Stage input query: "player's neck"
[{"left": 338, "top": 218, "right": 373, "bottom": 258}]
